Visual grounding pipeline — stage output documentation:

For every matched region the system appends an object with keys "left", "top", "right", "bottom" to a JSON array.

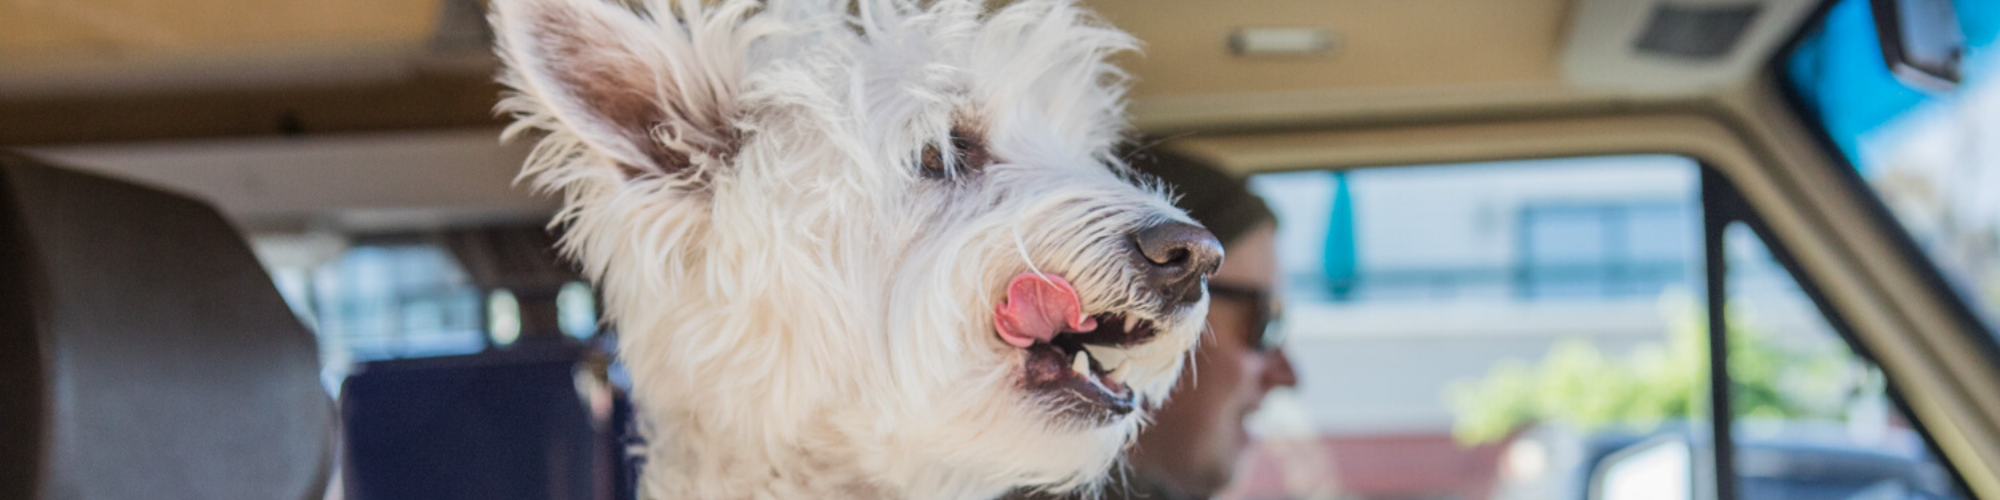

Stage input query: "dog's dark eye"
[
  {"left": 919, "top": 128, "right": 988, "bottom": 179},
  {"left": 919, "top": 144, "right": 949, "bottom": 178}
]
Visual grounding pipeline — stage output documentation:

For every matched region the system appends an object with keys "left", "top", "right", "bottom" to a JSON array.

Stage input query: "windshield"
[{"left": 1784, "top": 0, "right": 2000, "bottom": 331}]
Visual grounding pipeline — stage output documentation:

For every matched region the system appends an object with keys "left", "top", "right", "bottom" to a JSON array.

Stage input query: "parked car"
[{"left": 1491, "top": 423, "right": 1961, "bottom": 500}]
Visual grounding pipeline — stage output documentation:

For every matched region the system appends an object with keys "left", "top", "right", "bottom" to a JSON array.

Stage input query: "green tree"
[{"left": 1446, "top": 297, "right": 1857, "bottom": 445}]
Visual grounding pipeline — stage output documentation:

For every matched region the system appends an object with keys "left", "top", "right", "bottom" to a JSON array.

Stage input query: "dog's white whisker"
[{"left": 1009, "top": 216, "right": 1057, "bottom": 289}]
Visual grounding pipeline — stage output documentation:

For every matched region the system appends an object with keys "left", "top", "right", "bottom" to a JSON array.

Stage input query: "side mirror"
[
  {"left": 1871, "top": 0, "right": 1964, "bottom": 91},
  {"left": 1590, "top": 436, "right": 1695, "bottom": 500}
]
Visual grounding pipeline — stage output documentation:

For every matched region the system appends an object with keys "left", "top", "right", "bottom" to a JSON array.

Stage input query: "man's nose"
[
  {"left": 1131, "top": 221, "right": 1224, "bottom": 308},
  {"left": 1263, "top": 347, "right": 1299, "bottom": 390}
]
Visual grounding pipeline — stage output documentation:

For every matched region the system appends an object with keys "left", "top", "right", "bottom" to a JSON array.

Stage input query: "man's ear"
[{"left": 491, "top": 0, "right": 771, "bottom": 178}]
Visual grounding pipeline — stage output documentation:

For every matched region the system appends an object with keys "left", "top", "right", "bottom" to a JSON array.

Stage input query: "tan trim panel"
[{"left": 0, "top": 71, "right": 502, "bottom": 147}]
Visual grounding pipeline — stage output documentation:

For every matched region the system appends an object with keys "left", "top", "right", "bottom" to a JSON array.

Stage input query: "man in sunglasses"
[{"left": 1116, "top": 148, "right": 1299, "bottom": 500}]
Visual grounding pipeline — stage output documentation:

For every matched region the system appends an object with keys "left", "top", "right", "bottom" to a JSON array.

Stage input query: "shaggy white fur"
[{"left": 490, "top": 1, "right": 1212, "bottom": 498}]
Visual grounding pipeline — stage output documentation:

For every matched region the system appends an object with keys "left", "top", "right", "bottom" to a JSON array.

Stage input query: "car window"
[
  {"left": 1783, "top": 0, "right": 2000, "bottom": 336},
  {"left": 254, "top": 235, "right": 490, "bottom": 388},
  {"left": 283, "top": 240, "right": 488, "bottom": 360},
  {"left": 1228, "top": 156, "right": 1711, "bottom": 500},
  {"left": 1721, "top": 223, "right": 1964, "bottom": 500}
]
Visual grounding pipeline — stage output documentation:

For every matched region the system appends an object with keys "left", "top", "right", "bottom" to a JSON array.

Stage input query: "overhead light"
[{"left": 1229, "top": 27, "right": 1338, "bottom": 58}]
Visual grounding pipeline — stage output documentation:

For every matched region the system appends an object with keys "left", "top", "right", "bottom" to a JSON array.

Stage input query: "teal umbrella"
[{"left": 1323, "top": 171, "right": 1358, "bottom": 299}]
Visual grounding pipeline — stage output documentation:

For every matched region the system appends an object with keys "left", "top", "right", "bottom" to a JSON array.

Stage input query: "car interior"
[{"left": 4, "top": 0, "right": 1999, "bottom": 499}]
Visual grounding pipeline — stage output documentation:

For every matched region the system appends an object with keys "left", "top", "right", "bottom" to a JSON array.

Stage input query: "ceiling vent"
[
  {"left": 1561, "top": 0, "right": 1816, "bottom": 92},
  {"left": 1633, "top": 3, "right": 1763, "bottom": 60}
]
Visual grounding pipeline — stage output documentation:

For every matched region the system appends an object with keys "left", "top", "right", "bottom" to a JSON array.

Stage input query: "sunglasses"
[{"left": 1205, "top": 281, "right": 1286, "bottom": 352}]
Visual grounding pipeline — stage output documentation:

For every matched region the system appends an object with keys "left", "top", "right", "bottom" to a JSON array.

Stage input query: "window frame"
[
  {"left": 1768, "top": 0, "right": 2000, "bottom": 375},
  {"left": 1168, "top": 105, "right": 2000, "bottom": 496},
  {"left": 1701, "top": 166, "right": 1976, "bottom": 500},
  {"left": 1758, "top": 2, "right": 2000, "bottom": 493},
  {"left": 1243, "top": 154, "right": 1974, "bottom": 500}
]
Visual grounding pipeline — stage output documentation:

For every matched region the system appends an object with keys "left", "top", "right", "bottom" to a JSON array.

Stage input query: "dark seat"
[
  {"left": 0, "top": 152, "right": 335, "bottom": 500},
  {"left": 340, "top": 344, "right": 597, "bottom": 500}
]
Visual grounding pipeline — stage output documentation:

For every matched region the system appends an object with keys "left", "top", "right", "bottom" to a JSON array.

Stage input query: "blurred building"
[{"left": 1223, "top": 155, "right": 1823, "bottom": 500}]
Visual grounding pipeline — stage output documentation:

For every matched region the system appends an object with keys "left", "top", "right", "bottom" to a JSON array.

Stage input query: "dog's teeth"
[
  {"left": 1108, "top": 363, "right": 1130, "bottom": 384},
  {"left": 1125, "top": 316, "right": 1141, "bottom": 333},
  {"left": 1084, "top": 344, "right": 1128, "bottom": 370},
  {"left": 1072, "top": 350, "right": 1092, "bottom": 377}
]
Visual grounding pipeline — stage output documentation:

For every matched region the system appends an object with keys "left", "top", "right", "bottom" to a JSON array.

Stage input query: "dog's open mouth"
[
  {"left": 1024, "top": 313, "right": 1154, "bottom": 414},
  {"left": 995, "top": 273, "right": 1157, "bottom": 417}
]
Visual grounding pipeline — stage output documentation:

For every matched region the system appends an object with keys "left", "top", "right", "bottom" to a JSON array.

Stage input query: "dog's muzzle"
[{"left": 994, "top": 221, "right": 1223, "bottom": 421}]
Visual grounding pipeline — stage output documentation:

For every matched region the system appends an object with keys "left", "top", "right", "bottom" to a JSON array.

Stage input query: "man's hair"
[{"left": 1127, "top": 147, "right": 1276, "bottom": 245}]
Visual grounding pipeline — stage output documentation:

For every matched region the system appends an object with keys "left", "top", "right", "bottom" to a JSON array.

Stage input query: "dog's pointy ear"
[{"left": 492, "top": 0, "right": 765, "bottom": 179}]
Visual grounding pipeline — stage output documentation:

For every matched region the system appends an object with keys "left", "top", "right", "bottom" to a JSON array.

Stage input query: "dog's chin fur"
[{"left": 490, "top": 0, "right": 1207, "bottom": 498}]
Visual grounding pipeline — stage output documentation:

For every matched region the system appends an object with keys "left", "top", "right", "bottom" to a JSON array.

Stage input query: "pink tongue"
[{"left": 994, "top": 273, "right": 1099, "bottom": 348}]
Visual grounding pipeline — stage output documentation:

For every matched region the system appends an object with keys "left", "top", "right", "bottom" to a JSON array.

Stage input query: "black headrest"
[{"left": 0, "top": 152, "right": 335, "bottom": 500}]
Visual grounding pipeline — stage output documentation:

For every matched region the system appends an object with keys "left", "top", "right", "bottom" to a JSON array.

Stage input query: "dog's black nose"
[{"left": 1133, "top": 221, "right": 1225, "bottom": 307}]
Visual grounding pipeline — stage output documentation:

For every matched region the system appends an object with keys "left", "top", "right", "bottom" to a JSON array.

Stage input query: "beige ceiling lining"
[
  {"left": 0, "top": 0, "right": 438, "bottom": 62},
  {"left": 1128, "top": 80, "right": 1673, "bottom": 133},
  {"left": 3, "top": 0, "right": 1575, "bottom": 92},
  {"left": 22, "top": 127, "right": 555, "bottom": 232},
  {"left": 0, "top": 45, "right": 489, "bottom": 97},
  {"left": 1160, "top": 113, "right": 1719, "bottom": 175},
  {"left": 0, "top": 0, "right": 1596, "bottom": 145},
  {"left": 1091, "top": 0, "right": 1575, "bottom": 97}
]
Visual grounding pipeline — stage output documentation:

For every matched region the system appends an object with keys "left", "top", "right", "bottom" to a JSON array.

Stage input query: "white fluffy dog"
[{"left": 489, "top": 0, "right": 1223, "bottom": 498}]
